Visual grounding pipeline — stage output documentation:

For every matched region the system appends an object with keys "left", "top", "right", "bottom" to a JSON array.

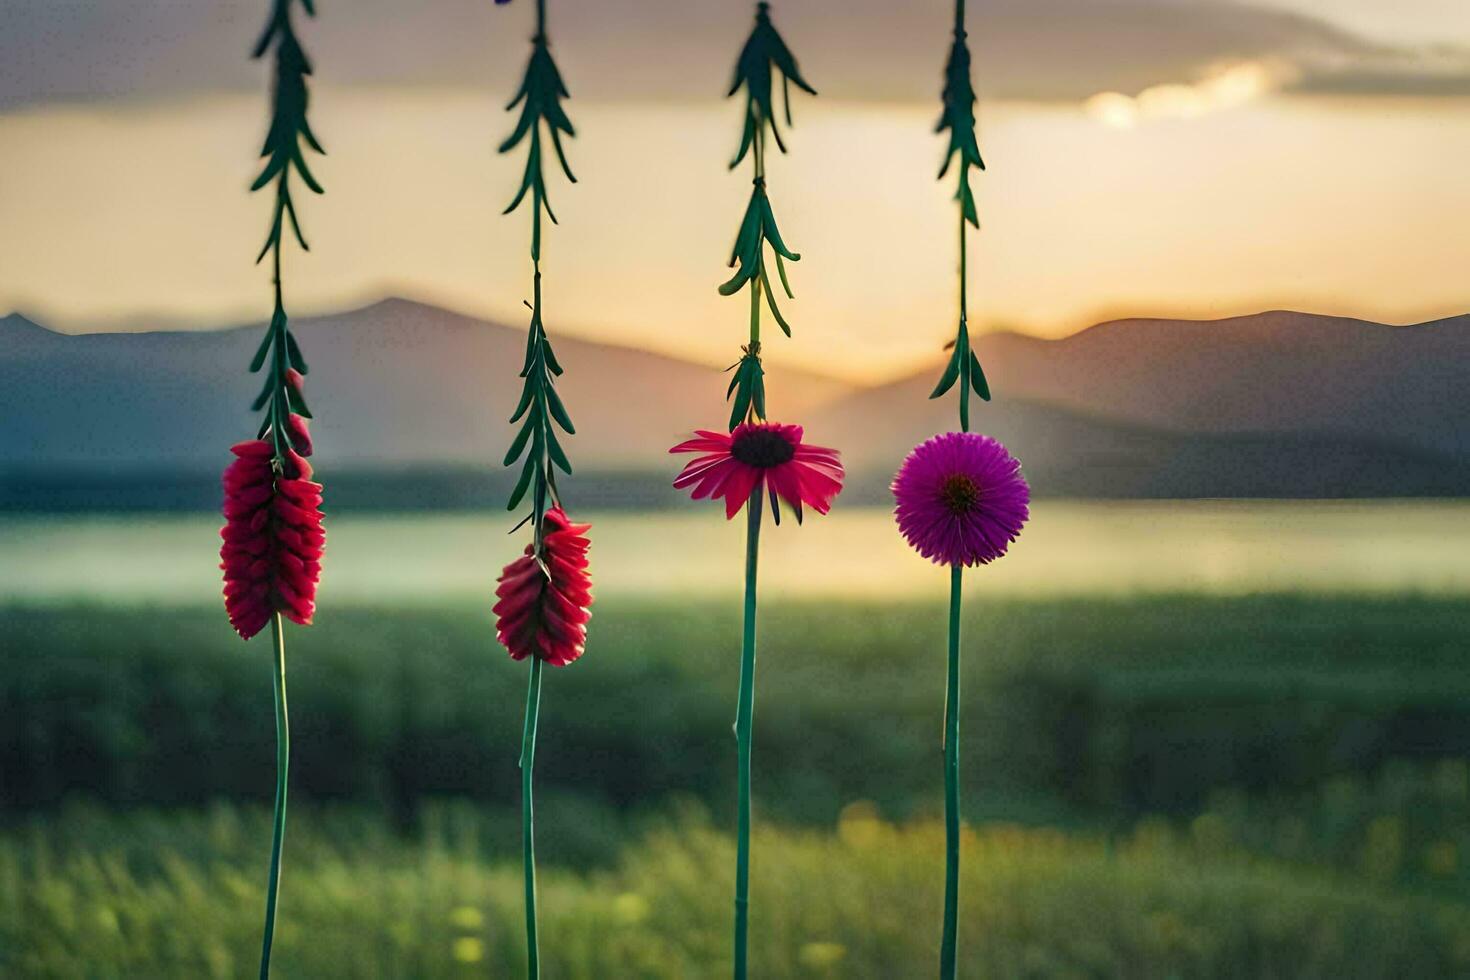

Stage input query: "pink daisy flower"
[
  {"left": 670, "top": 422, "right": 844, "bottom": 522},
  {"left": 892, "top": 431, "right": 1029, "bottom": 567}
]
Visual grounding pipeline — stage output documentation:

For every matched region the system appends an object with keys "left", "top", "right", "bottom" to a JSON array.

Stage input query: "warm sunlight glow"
[
  {"left": 1087, "top": 61, "right": 1296, "bottom": 129},
  {"left": 1, "top": 88, "right": 1467, "bottom": 383}
]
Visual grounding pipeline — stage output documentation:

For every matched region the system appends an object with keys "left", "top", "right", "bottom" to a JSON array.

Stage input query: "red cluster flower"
[
  {"left": 494, "top": 508, "right": 593, "bottom": 666},
  {"left": 220, "top": 435, "right": 325, "bottom": 640}
]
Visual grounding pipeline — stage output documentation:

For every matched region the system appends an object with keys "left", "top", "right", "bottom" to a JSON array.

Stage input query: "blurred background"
[{"left": 3, "top": 0, "right": 1470, "bottom": 976}]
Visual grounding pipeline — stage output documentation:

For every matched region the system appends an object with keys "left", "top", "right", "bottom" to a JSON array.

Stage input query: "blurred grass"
[
  {"left": 5, "top": 596, "right": 1470, "bottom": 828},
  {"left": 5, "top": 803, "right": 1470, "bottom": 979},
  {"left": 7, "top": 595, "right": 1470, "bottom": 975}
]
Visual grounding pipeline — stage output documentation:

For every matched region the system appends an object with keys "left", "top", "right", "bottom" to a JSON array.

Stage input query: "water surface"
[{"left": 6, "top": 502, "right": 1469, "bottom": 606}]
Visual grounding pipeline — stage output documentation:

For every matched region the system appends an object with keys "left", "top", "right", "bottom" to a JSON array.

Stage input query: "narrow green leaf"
[
  {"left": 728, "top": 381, "right": 753, "bottom": 431},
  {"left": 508, "top": 381, "right": 536, "bottom": 424},
  {"left": 759, "top": 195, "right": 800, "bottom": 261},
  {"left": 507, "top": 455, "right": 537, "bottom": 511},
  {"left": 759, "top": 263, "right": 793, "bottom": 337},
  {"left": 285, "top": 331, "right": 308, "bottom": 374},
  {"left": 773, "top": 251, "right": 794, "bottom": 300},
  {"left": 969, "top": 351, "right": 992, "bottom": 401},
  {"left": 251, "top": 377, "right": 274, "bottom": 412},
  {"left": 547, "top": 427, "right": 573, "bottom": 475},
  {"left": 249, "top": 330, "right": 274, "bottom": 373},
  {"left": 503, "top": 410, "right": 538, "bottom": 465},
  {"left": 929, "top": 348, "right": 961, "bottom": 399},
  {"left": 286, "top": 383, "right": 312, "bottom": 418},
  {"left": 546, "top": 384, "right": 575, "bottom": 435}
]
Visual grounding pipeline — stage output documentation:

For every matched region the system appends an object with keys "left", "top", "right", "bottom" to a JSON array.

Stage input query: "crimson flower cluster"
[
  {"left": 494, "top": 508, "right": 594, "bottom": 666},
  {"left": 220, "top": 436, "right": 325, "bottom": 640}
]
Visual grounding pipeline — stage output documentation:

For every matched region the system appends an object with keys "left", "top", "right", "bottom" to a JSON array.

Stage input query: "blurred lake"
[{"left": 5, "top": 501, "right": 1470, "bottom": 605}]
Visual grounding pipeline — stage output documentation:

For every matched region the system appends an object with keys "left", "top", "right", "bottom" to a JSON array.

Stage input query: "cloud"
[
  {"left": 1291, "top": 57, "right": 1470, "bottom": 97},
  {"left": 0, "top": 0, "right": 1460, "bottom": 110},
  {"left": 1085, "top": 60, "right": 1302, "bottom": 128}
]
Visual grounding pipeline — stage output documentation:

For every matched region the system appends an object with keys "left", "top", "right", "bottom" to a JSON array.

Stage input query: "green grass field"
[
  {"left": 5, "top": 594, "right": 1470, "bottom": 976},
  {"left": 7, "top": 805, "right": 1470, "bottom": 978}
]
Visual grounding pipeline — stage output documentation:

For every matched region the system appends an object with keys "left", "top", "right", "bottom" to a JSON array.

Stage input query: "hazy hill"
[
  {"left": 0, "top": 299, "right": 854, "bottom": 470},
  {"left": 3, "top": 302, "right": 1467, "bottom": 502},
  {"left": 969, "top": 310, "right": 1470, "bottom": 457}
]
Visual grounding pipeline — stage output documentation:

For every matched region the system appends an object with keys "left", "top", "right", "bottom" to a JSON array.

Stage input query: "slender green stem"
[
  {"left": 944, "top": 6, "right": 972, "bottom": 976},
  {"left": 257, "top": 612, "right": 290, "bottom": 980},
  {"left": 957, "top": 164, "right": 970, "bottom": 434},
  {"left": 748, "top": 275, "right": 762, "bottom": 350},
  {"left": 748, "top": 105, "right": 765, "bottom": 355},
  {"left": 957, "top": 167, "right": 967, "bottom": 325},
  {"left": 940, "top": 565, "right": 963, "bottom": 979},
  {"left": 520, "top": 656, "right": 545, "bottom": 979},
  {"left": 733, "top": 491, "right": 763, "bottom": 980}
]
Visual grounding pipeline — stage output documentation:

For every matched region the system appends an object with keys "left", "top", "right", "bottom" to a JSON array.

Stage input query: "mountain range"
[{"left": 2, "top": 299, "right": 1466, "bottom": 503}]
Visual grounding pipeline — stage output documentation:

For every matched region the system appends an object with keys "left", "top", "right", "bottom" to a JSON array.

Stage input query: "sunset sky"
[{"left": 1, "top": 0, "right": 1467, "bottom": 382}]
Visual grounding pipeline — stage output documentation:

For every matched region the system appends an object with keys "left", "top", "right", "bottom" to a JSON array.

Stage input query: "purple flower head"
[{"left": 892, "top": 431, "right": 1030, "bottom": 567}]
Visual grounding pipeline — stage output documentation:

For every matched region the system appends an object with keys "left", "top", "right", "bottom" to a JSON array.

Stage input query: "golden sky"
[{"left": 1, "top": 0, "right": 1468, "bottom": 383}]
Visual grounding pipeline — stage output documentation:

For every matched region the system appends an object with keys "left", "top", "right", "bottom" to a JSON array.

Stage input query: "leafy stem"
[
  {"left": 728, "top": 2, "right": 816, "bottom": 170},
  {"left": 500, "top": 29, "right": 576, "bottom": 265},
  {"left": 500, "top": 8, "right": 578, "bottom": 550},
  {"left": 929, "top": 1, "right": 991, "bottom": 432},
  {"left": 722, "top": 2, "right": 814, "bottom": 431},
  {"left": 720, "top": 177, "right": 800, "bottom": 337},
  {"left": 503, "top": 273, "right": 575, "bottom": 549},
  {"left": 248, "top": 0, "right": 322, "bottom": 466}
]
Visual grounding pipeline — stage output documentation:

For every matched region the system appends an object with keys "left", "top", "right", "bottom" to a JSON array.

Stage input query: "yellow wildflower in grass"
[
  {"left": 837, "top": 801, "right": 885, "bottom": 849},
  {"left": 452, "top": 936, "right": 484, "bottom": 964},
  {"left": 612, "top": 892, "right": 649, "bottom": 925},
  {"left": 797, "top": 941, "right": 846, "bottom": 969}
]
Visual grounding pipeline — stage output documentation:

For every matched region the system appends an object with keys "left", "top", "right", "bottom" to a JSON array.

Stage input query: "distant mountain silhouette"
[
  {"left": 0, "top": 299, "right": 853, "bottom": 470},
  {"left": 970, "top": 310, "right": 1470, "bottom": 457},
  {"left": 3, "top": 302, "right": 1466, "bottom": 501}
]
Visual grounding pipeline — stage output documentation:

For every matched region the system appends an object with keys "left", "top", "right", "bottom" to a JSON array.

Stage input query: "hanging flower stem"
[
  {"left": 733, "top": 490, "right": 764, "bottom": 979},
  {"left": 257, "top": 612, "right": 291, "bottom": 979},
  {"left": 494, "top": 0, "right": 582, "bottom": 975},
  {"left": 696, "top": 9, "right": 819, "bottom": 976},
  {"left": 940, "top": 565, "right": 962, "bottom": 979},
  {"left": 519, "top": 656, "right": 544, "bottom": 977},
  {"left": 224, "top": 4, "right": 326, "bottom": 976},
  {"left": 923, "top": 0, "right": 997, "bottom": 972}
]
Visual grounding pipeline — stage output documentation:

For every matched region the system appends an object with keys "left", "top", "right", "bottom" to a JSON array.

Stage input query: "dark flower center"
[
  {"left": 940, "top": 473, "right": 980, "bottom": 515},
  {"left": 730, "top": 428, "right": 796, "bottom": 468}
]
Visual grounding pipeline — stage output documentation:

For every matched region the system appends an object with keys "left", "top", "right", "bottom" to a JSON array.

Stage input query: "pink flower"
[
  {"left": 494, "top": 508, "right": 594, "bottom": 667},
  {"left": 284, "top": 413, "right": 313, "bottom": 458},
  {"left": 670, "top": 422, "right": 843, "bottom": 521},
  {"left": 892, "top": 431, "right": 1029, "bottom": 567},
  {"left": 220, "top": 440, "right": 325, "bottom": 639}
]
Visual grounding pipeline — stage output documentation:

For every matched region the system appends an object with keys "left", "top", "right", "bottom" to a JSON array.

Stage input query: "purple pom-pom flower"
[{"left": 892, "top": 431, "right": 1030, "bottom": 567}]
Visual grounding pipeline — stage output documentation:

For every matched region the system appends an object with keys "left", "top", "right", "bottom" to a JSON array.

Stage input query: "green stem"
[
  {"left": 748, "top": 275, "right": 762, "bottom": 350},
  {"left": 520, "top": 656, "right": 544, "bottom": 979},
  {"left": 940, "top": 565, "right": 963, "bottom": 979},
  {"left": 957, "top": 163, "right": 970, "bottom": 434},
  {"left": 257, "top": 612, "right": 290, "bottom": 980},
  {"left": 733, "top": 490, "right": 763, "bottom": 980}
]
